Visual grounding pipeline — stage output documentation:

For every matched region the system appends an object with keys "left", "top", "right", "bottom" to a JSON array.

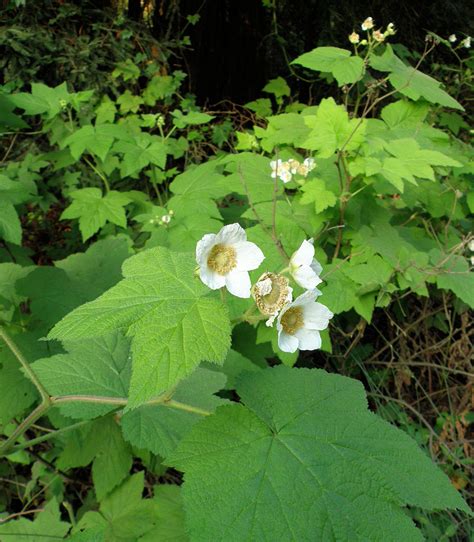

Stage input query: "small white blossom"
[
  {"left": 279, "top": 168, "right": 293, "bottom": 183},
  {"left": 303, "top": 157, "right": 316, "bottom": 171},
  {"left": 386, "top": 22, "right": 396, "bottom": 36},
  {"left": 161, "top": 214, "right": 172, "bottom": 224},
  {"left": 196, "top": 223, "right": 264, "bottom": 298},
  {"left": 471, "top": 256, "right": 474, "bottom": 266},
  {"left": 290, "top": 239, "right": 323, "bottom": 290},
  {"left": 462, "top": 36, "right": 471, "bottom": 48},
  {"left": 373, "top": 29, "right": 385, "bottom": 42},
  {"left": 349, "top": 32, "right": 360, "bottom": 44},
  {"left": 468, "top": 239, "right": 474, "bottom": 252},
  {"left": 277, "top": 290, "right": 333, "bottom": 353},
  {"left": 448, "top": 34, "right": 457, "bottom": 43},
  {"left": 361, "top": 17, "right": 374, "bottom": 31}
]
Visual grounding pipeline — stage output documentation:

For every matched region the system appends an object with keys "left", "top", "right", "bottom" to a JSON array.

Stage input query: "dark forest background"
[{"left": 1, "top": 0, "right": 473, "bottom": 104}]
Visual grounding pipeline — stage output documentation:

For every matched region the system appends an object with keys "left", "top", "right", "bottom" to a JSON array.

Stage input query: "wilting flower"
[
  {"left": 373, "top": 29, "right": 385, "bottom": 42},
  {"left": 196, "top": 223, "right": 264, "bottom": 298},
  {"left": 361, "top": 17, "right": 374, "bottom": 31},
  {"left": 448, "top": 34, "right": 457, "bottom": 43},
  {"left": 252, "top": 272, "right": 293, "bottom": 326},
  {"left": 462, "top": 36, "right": 471, "bottom": 48},
  {"left": 289, "top": 240, "right": 323, "bottom": 290},
  {"left": 277, "top": 290, "right": 333, "bottom": 353},
  {"left": 349, "top": 32, "right": 360, "bottom": 44}
]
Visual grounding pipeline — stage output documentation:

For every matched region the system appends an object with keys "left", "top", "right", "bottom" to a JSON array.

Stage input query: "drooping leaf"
[
  {"left": 48, "top": 248, "right": 231, "bottom": 408},
  {"left": 0, "top": 201, "right": 22, "bottom": 245},
  {"left": 169, "top": 367, "right": 469, "bottom": 542}
]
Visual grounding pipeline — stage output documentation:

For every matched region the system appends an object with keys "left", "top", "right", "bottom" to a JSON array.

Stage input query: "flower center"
[
  {"left": 207, "top": 244, "right": 237, "bottom": 275},
  {"left": 280, "top": 306, "right": 304, "bottom": 335}
]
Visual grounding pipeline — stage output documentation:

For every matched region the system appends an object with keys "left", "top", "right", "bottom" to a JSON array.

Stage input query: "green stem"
[
  {"left": 0, "top": 327, "right": 50, "bottom": 403},
  {"left": 0, "top": 402, "right": 51, "bottom": 456},
  {"left": 84, "top": 156, "right": 111, "bottom": 193},
  {"left": 9, "top": 420, "right": 91, "bottom": 454},
  {"left": 164, "top": 400, "right": 211, "bottom": 416}
]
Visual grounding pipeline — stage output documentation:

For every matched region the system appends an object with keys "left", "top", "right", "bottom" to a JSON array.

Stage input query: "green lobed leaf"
[
  {"left": 61, "top": 188, "right": 132, "bottom": 241},
  {"left": 0, "top": 201, "right": 22, "bottom": 245},
  {"left": 293, "top": 46, "right": 365, "bottom": 85},
  {"left": 48, "top": 247, "right": 231, "bottom": 408},
  {"left": 169, "top": 366, "right": 470, "bottom": 542}
]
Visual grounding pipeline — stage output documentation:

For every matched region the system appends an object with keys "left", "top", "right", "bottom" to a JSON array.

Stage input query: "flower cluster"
[
  {"left": 196, "top": 223, "right": 333, "bottom": 353},
  {"left": 270, "top": 157, "right": 316, "bottom": 184},
  {"left": 352, "top": 18, "right": 396, "bottom": 45}
]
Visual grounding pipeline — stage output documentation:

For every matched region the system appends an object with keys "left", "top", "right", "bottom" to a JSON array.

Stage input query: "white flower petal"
[
  {"left": 199, "top": 266, "right": 225, "bottom": 290},
  {"left": 292, "top": 265, "right": 323, "bottom": 290},
  {"left": 215, "top": 223, "right": 246, "bottom": 245},
  {"left": 292, "top": 290, "right": 318, "bottom": 307},
  {"left": 291, "top": 239, "right": 315, "bottom": 267},
  {"left": 234, "top": 241, "right": 265, "bottom": 271},
  {"left": 196, "top": 233, "right": 217, "bottom": 265},
  {"left": 225, "top": 270, "right": 251, "bottom": 298},
  {"left": 310, "top": 258, "right": 323, "bottom": 276},
  {"left": 303, "top": 302, "right": 333, "bottom": 330},
  {"left": 294, "top": 328, "right": 322, "bottom": 350},
  {"left": 277, "top": 330, "right": 299, "bottom": 353},
  {"left": 266, "top": 312, "right": 278, "bottom": 327}
]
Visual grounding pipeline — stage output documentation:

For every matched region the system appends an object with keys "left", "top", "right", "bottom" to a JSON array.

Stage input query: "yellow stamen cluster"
[
  {"left": 207, "top": 244, "right": 237, "bottom": 275},
  {"left": 280, "top": 306, "right": 304, "bottom": 335}
]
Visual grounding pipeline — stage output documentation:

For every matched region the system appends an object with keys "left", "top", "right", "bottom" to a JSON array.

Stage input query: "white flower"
[
  {"left": 279, "top": 168, "right": 293, "bottom": 183},
  {"left": 373, "top": 29, "right": 385, "bottom": 42},
  {"left": 289, "top": 240, "right": 323, "bottom": 290},
  {"left": 161, "top": 214, "right": 172, "bottom": 224},
  {"left": 277, "top": 290, "right": 333, "bottom": 353},
  {"left": 448, "top": 34, "right": 457, "bottom": 43},
  {"left": 386, "top": 22, "right": 396, "bottom": 36},
  {"left": 196, "top": 223, "right": 264, "bottom": 298},
  {"left": 270, "top": 159, "right": 283, "bottom": 178},
  {"left": 471, "top": 256, "right": 474, "bottom": 266},
  {"left": 462, "top": 36, "right": 471, "bottom": 48},
  {"left": 468, "top": 239, "right": 474, "bottom": 252},
  {"left": 361, "top": 17, "right": 374, "bottom": 31},
  {"left": 270, "top": 159, "right": 293, "bottom": 183},
  {"left": 287, "top": 159, "right": 300, "bottom": 174},
  {"left": 303, "top": 157, "right": 316, "bottom": 171},
  {"left": 349, "top": 31, "right": 360, "bottom": 44}
]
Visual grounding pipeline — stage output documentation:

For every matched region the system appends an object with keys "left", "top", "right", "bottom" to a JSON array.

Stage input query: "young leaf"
[
  {"left": 32, "top": 333, "right": 131, "bottom": 420},
  {"left": 61, "top": 188, "right": 132, "bottom": 241},
  {"left": 48, "top": 247, "right": 231, "bottom": 408},
  {"left": 168, "top": 367, "right": 470, "bottom": 541},
  {"left": 293, "top": 47, "right": 365, "bottom": 85},
  {"left": 0, "top": 201, "right": 22, "bottom": 245},
  {"left": 121, "top": 368, "right": 227, "bottom": 457}
]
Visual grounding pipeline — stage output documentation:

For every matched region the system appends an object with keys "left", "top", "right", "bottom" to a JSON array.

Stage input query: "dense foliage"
[{"left": 0, "top": 8, "right": 473, "bottom": 541}]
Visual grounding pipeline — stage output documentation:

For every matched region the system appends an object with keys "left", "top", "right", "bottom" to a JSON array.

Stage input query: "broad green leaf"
[
  {"left": 61, "top": 188, "right": 132, "bottom": 241},
  {"left": 169, "top": 367, "right": 469, "bottom": 542},
  {"left": 140, "top": 485, "right": 189, "bottom": 542},
  {"left": 115, "top": 135, "right": 167, "bottom": 177},
  {"left": 172, "top": 110, "right": 215, "bottom": 127},
  {"left": 117, "top": 90, "right": 144, "bottom": 114},
  {"left": 300, "top": 178, "right": 338, "bottom": 213},
  {"left": 205, "top": 349, "right": 262, "bottom": 390},
  {"left": 0, "top": 201, "right": 21, "bottom": 244},
  {"left": 0, "top": 499, "right": 70, "bottom": 540},
  {"left": 62, "top": 124, "right": 127, "bottom": 161},
  {"left": 302, "top": 98, "right": 365, "bottom": 157},
  {"left": 0, "top": 262, "right": 32, "bottom": 322},
  {"left": 58, "top": 415, "right": 132, "bottom": 500},
  {"left": 293, "top": 47, "right": 365, "bottom": 85},
  {"left": 254, "top": 112, "right": 311, "bottom": 152},
  {"left": 100, "top": 472, "right": 156, "bottom": 539},
  {"left": 381, "top": 100, "right": 430, "bottom": 128},
  {"left": 32, "top": 333, "right": 131, "bottom": 420},
  {"left": 320, "top": 263, "right": 359, "bottom": 314},
  {"left": 17, "top": 238, "right": 130, "bottom": 330},
  {"left": 113, "top": 59, "right": 141, "bottom": 81},
  {"left": 431, "top": 250, "right": 474, "bottom": 308},
  {"left": 121, "top": 368, "right": 227, "bottom": 458},
  {"left": 10, "top": 82, "right": 70, "bottom": 118},
  {"left": 48, "top": 248, "right": 231, "bottom": 408},
  {"left": 370, "top": 45, "right": 463, "bottom": 110},
  {"left": 263, "top": 76, "right": 290, "bottom": 98}
]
